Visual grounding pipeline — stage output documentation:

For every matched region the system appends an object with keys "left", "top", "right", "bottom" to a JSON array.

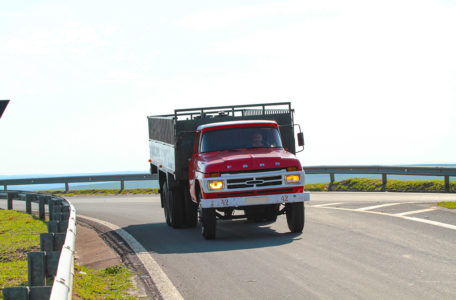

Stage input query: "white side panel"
[{"left": 149, "top": 140, "right": 175, "bottom": 173}]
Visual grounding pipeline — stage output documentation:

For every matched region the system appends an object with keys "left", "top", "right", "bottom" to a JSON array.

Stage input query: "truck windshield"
[{"left": 201, "top": 126, "right": 283, "bottom": 153}]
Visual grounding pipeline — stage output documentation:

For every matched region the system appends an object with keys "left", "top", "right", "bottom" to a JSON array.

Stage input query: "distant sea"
[
  {"left": 0, "top": 171, "right": 159, "bottom": 192},
  {"left": 1, "top": 165, "right": 455, "bottom": 191}
]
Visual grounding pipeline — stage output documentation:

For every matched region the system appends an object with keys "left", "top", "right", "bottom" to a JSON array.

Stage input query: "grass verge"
[
  {"left": 0, "top": 210, "right": 47, "bottom": 299},
  {"left": 0, "top": 209, "right": 135, "bottom": 300},
  {"left": 73, "top": 265, "right": 135, "bottom": 300},
  {"left": 38, "top": 188, "right": 159, "bottom": 196},
  {"left": 437, "top": 202, "right": 456, "bottom": 209},
  {"left": 305, "top": 177, "right": 456, "bottom": 193}
]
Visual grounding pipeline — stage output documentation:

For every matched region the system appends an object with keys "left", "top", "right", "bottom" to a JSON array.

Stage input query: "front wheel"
[
  {"left": 286, "top": 202, "right": 305, "bottom": 233},
  {"left": 198, "top": 190, "right": 216, "bottom": 239},
  {"left": 200, "top": 207, "right": 216, "bottom": 240}
]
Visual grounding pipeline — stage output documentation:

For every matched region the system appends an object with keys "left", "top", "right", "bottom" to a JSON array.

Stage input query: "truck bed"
[{"left": 148, "top": 103, "right": 296, "bottom": 181}]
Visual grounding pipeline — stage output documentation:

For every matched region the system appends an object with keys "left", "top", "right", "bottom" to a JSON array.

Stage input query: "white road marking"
[
  {"left": 403, "top": 216, "right": 456, "bottom": 231},
  {"left": 312, "top": 202, "right": 343, "bottom": 207},
  {"left": 356, "top": 203, "right": 402, "bottom": 211},
  {"left": 78, "top": 215, "right": 183, "bottom": 300},
  {"left": 316, "top": 206, "right": 456, "bottom": 231},
  {"left": 396, "top": 208, "right": 437, "bottom": 216}
]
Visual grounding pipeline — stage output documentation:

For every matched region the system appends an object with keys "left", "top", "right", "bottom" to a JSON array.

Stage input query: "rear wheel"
[
  {"left": 162, "top": 182, "right": 171, "bottom": 226},
  {"left": 244, "top": 206, "right": 264, "bottom": 222},
  {"left": 163, "top": 182, "right": 185, "bottom": 228},
  {"left": 286, "top": 202, "right": 305, "bottom": 233},
  {"left": 184, "top": 185, "right": 197, "bottom": 227},
  {"left": 169, "top": 186, "right": 185, "bottom": 228},
  {"left": 264, "top": 204, "right": 279, "bottom": 222}
]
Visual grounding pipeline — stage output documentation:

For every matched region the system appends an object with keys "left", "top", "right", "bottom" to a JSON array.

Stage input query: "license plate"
[{"left": 246, "top": 196, "right": 268, "bottom": 205}]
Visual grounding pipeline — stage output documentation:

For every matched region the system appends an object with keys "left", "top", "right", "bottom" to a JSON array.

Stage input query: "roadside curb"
[{"left": 77, "top": 215, "right": 180, "bottom": 300}]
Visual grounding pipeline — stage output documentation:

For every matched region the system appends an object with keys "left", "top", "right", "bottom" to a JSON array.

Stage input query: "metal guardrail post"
[
  {"left": 27, "top": 251, "right": 61, "bottom": 286},
  {"left": 120, "top": 180, "right": 125, "bottom": 192},
  {"left": 49, "top": 198, "right": 55, "bottom": 221},
  {"left": 382, "top": 174, "right": 387, "bottom": 191},
  {"left": 65, "top": 182, "right": 69, "bottom": 193},
  {"left": 3, "top": 287, "right": 29, "bottom": 300},
  {"left": 28, "top": 252, "right": 46, "bottom": 286},
  {"left": 30, "top": 287, "right": 52, "bottom": 299},
  {"left": 445, "top": 176, "right": 450, "bottom": 192},
  {"left": 41, "top": 233, "right": 66, "bottom": 251},
  {"left": 38, "top": 195, "right": 47, "bottom": 220},
  {"left": 4, "top": 286, "right": 52, "bottom": 300},
  {"left": 25, "top": 194, "right": 33, "bottom": 214},
  {"left": 329, "top": 173, "right": 335, "bottom": 191},
  {"left": 7, "top": 192, "right": 14, "bottom": 209}
]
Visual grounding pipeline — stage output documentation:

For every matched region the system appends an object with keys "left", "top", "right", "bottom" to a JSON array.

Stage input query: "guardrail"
[
  {"left": 1, "top": 166, "right": 455, "bottom": 194},
  {"left": 0, "top": 191, "right": 76, "bottom": 300},
  {"left": 303, "top": 165, "right": 456, "bottom": 192},
  {"left": 0, "top": 173, "right": 157, "bottom": 192}
]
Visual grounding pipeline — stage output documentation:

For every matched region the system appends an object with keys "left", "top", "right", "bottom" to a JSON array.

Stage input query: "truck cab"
[{"left": 148, "top": 103, "right": 310, "bottom": 239}]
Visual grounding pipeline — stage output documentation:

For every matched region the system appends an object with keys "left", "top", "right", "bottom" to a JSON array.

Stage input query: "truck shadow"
[{"left": 115, "top": 220, "right": 302, "bottom": 254}]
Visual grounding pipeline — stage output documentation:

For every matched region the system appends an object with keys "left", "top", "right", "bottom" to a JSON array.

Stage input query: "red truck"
[{"left": 148, "top": 103, "right": 310, "bottom": 239}]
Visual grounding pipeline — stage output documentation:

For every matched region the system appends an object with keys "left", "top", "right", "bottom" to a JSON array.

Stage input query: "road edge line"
[{"left": 78, "top": 215, "right": 183, "bottom": 300}]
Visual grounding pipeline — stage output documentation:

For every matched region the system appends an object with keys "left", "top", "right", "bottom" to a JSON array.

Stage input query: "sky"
[{"left": 1, "top": 0, "right": 455, "bottom": 175}]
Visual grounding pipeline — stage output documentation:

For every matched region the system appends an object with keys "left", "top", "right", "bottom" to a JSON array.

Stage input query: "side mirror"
[{"left": 297, "top": 132, "right": 304, "bottom": 147}]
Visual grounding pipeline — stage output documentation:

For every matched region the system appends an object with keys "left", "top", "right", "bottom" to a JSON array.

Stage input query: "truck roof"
[{"left": 197, "top": 120, "right": 278, "bottom": 131}]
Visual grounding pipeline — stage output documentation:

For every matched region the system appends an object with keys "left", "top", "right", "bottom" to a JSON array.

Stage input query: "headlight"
[
  {"left": 208, "top": 180, "right": 224, "bottom": 190},
  {"left": 285, "top": 174, "right": 300, "bottom": 184}
]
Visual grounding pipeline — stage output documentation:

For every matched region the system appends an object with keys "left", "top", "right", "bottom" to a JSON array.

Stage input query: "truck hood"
[{"left": 197, "top": 148, "right": 302, "bottom": 174}]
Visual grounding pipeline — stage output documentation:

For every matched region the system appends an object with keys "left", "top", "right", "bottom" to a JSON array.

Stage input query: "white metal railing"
[{"left": 50, "top": 202, "right": 76, "bottom": 300}]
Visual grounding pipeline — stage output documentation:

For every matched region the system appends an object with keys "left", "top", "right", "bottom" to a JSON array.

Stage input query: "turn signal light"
[
  {"left": 285, "top": 175, "right": 300, "bottom": 184},
  {"left": 287, "top": 166, "right": 298, "bottom": 171},
  {"left": 209, "top": 172, "right": 221, "bottom": 177},
  {"left": 208, "top": 180, "right": 224, "bottom": 190}
]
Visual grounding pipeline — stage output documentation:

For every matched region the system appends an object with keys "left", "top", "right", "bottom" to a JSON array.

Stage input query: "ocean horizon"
[{"left": 1, "top": 165, "right": 455, "bottom": 191}]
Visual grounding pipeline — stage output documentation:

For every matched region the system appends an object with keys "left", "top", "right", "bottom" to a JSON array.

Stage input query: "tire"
[
  {"left": 169, "top": 185, "right": 185, "bottom": 229},
  {"left": 198, "top": 191, "right": 216, "bottom": 239},
  {"left": 162, "top": 182, "right": 171, "bottom": 226},
  {"left": 264, "top": 204, "right": 279, "bottom": 222},
  {"left": 201, "top": 208, "right": 216, "bottom": 239},
  {"left": 286, "top": 202, "right": 305, "bottom": 233},
  {"left": 184, "top": 185, "right": 197, "bottom": 227}
]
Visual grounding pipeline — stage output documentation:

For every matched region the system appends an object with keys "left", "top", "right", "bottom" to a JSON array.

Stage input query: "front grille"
[
  {"left": 226, "top": 175, "right": 282, "bottom": 190},
  {"left": 214, "top": 187, "right": 294, "bottom": 198}
]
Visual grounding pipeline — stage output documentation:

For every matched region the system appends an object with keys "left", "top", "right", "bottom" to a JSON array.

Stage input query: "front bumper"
[{"left": 200, "top": 192, "right": 310, "bottom": 208}]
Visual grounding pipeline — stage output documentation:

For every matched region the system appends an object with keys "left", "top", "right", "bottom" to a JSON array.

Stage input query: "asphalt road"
[{"left": 42, "top": 193, "right": 456, "bottom": 299}]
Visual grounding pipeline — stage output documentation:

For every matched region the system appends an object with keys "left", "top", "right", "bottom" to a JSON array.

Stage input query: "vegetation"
[
  {"left": 0, "top": 210, "right": 47, "bottom": 299},
  {"left": 38, "top": 188, "right": 159, "bottom": 196},
  {"left": 437, "top": 202, "right": 456, "bottom": 209},
  {"left": 305, "top": 177, "right": 456, "bottom": 193},
  {"left": 0, "top": 210, "right": 135, "bottom": 300},
  {"left": 73, "top": 265, "right": 135, "bottom": 300},
  {"left": 305, "top": 178, "right": 456, "bottom": 209}
]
